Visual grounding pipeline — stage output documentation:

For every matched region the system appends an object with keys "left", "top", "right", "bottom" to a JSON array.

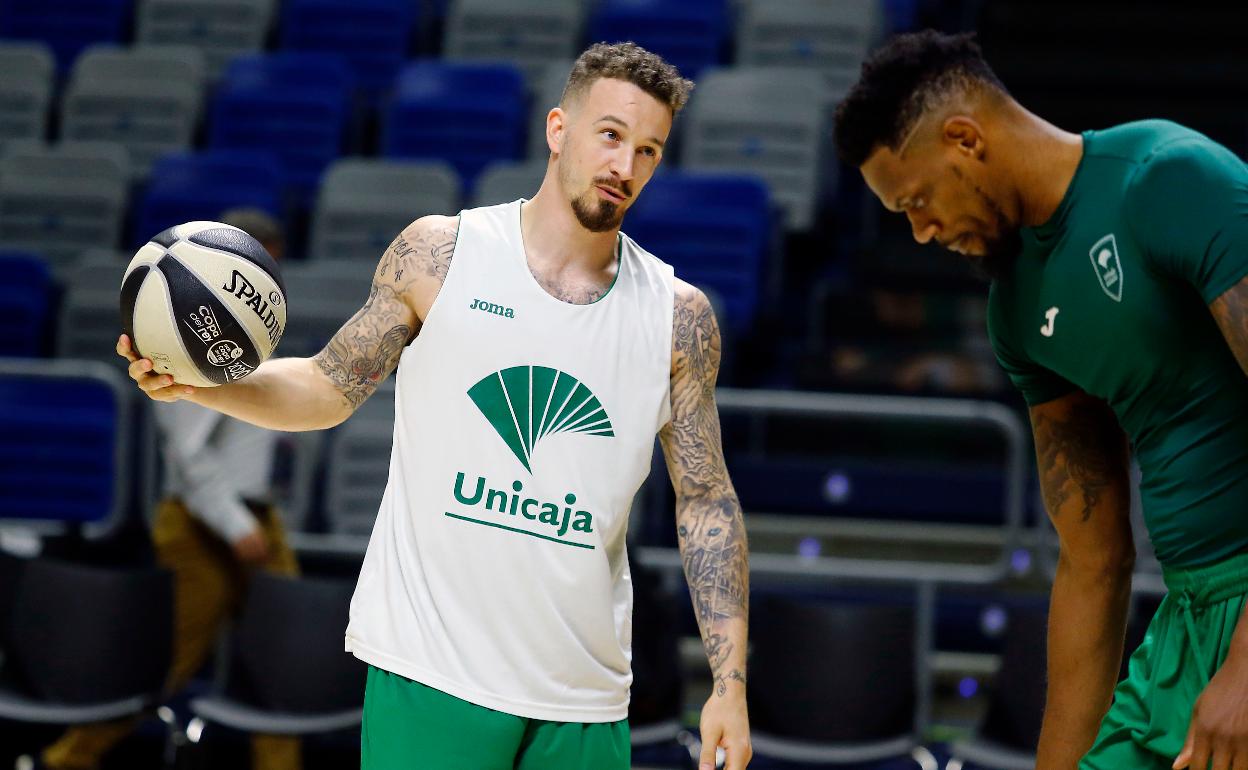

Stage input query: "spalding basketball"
[{"left": 120, "top": 221, "right": 286, "bottom": 388}]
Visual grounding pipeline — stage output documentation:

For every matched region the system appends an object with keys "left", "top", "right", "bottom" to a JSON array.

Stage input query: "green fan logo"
[{"left": 468, "top": 366, "right": 614, "bottom": 473}]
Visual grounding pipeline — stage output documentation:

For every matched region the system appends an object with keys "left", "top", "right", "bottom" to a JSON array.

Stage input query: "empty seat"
[
  {"left": 383, "top": 60, "right": 526, "bottom": 190},
  {"left": 135, "top": 150, "right": 283, "bottom": 246},
  {"left": 209, "top": 53, "right": 353, "bottom": 207},
  {"left": 0, "top": 251, "right": 53, "bottom": 357},
  {"left": 54, "top": 249, "right": 129, "bottom": 364},
  {"left": 750, "top": 594, "right": 923, "bottom": 765},
  {"left": 279, "top": 0, "right": 417, "bottom": 97},
  {"left": 0, "top": 558, "right": 172, "bottom": 725},
  {"left": 0, "top": 359, "right": 132, "bottom": 535},
  {"left": 683, "top": 66, "right": 828, "bottom": 231},
  {"left": 0, "top": 0, "right": 131, "bottom": 73},
  {"left": 61, "top": 45, "right": 207, "bottom": 177},
  {"left": 444, "top": 0, "right": 583, "bottom": 83},
  {"left": 624, "top": 172, "right": 771, "bottom": 333},
  {"left": 471, "top": 160, "right": 546, "bottom": 208},
  {"left": 309, "top": 158, "right": 460, "bottom": 262},
  {"left": 324, "top": 382, "right": 394, "bottom": 535},
  {"left": 189, "top": 573, "right": 362, "bottom": 739},
  {"left": 136, "top": 0, "right": 277, "bottom": 80},
  {"left": 279, "top": 260, "right": 374, "bottom": 359},
  {"left": 0, "top": 42, "right": 54, "bottom": 152},
  {"left": 586, "top": 0, "right": 729, "bottom": 79},
  {"left": 0, "top": 140, "right": 129, "bottom": 272},
  {"left": 738, "top": 0, "right": 882, "bottom": 93}
]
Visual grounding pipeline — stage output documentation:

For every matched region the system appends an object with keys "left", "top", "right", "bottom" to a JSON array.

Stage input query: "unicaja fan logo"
[{"left": 467, "top": 365, "right": 614, "bottom": 473}]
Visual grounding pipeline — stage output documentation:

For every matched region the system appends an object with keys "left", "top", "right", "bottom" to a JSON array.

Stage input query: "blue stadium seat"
[
  {"left": 208, "top": 53, "right": 352, "bottom": 207},
  {"left": 0, "top": 360, "right": 129, "bottom": 535},
  {"left": 587, "top": 0, "right": 729, "bottom": 79},
  {"left": 0, "top": 251, "right": 52, "bottom": 357},
  {"left": 0, "top": 0, "right": 131, "bottom": 73},
  {"left": 134, "top": 150, "right": 283, "bottom": 246},
  {"left": 383, "top": 60, "right": 526, "bottom": 190},
  {"left": 623, "top": 172, "right": 770, "bottom": 332},
  {"left": 279, "top": 0, "right": 416, "bottom": 98}
]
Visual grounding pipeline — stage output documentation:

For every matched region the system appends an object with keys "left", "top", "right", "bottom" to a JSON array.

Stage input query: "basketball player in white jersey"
[{"left": 119, "top": 43, "right": 751, "bottom": 770}]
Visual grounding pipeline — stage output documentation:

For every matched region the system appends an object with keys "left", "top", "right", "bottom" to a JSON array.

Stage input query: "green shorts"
[
  {"left": 361, "top": 666, "right": 630, "bottom": 770},
  {"left": 1081, "top": 551, "right": 1248, "bottom": 769}
]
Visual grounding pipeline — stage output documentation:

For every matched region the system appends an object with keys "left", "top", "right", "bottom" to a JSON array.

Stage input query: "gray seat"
[
  {"left": 136, "top": 0, "right": 276, "bottom": 79},
  {"left": 0, "top": 42, "right": 54, "bottom": 153},
  {"left": 309, "top": 158, "right": 461, "bottom": 262},
  {"left": 472, "top": 161, "right": 546, "bottom": 208},
  {"left": 61, "top": 45, "right": 206, "bottom": 177},
  {"left": 55, "top": 249, "right": 130, "bottom": 363},
  {"left": 324, "top": 381, "right": 395, "bottom": 535},
  {"left": 737, "top": 0, "right": 882, "bottom": 94},
  {"left": 526, "top": 59, "right": 573, "bottom": 160},
  {"left": 279, "top": 259, "right": 375, "bottom": 358},
  {"left": 444, "top": 0, "right": 583, "bottom": 84},
  {"left": 682, "top": 67, "right": 828, "bottom": 231},
  {"left": 0, "top": 141, "right": 129, "bottom": 271}
]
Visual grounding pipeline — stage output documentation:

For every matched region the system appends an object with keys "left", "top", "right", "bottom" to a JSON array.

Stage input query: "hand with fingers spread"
[
  {"left": 117, "top": 334, "right": 196, "bottom": 402},
  {"left": 1174, "top": 651, "right": 1248, "bottom": 770}
]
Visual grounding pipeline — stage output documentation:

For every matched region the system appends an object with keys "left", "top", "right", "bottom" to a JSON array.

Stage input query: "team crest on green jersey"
[
  {"left": 467, "top": 366, "right": 614, "bottom": 473},
  {"left": 1089, "top": 234, "right": 1123, "bottom": 302}
]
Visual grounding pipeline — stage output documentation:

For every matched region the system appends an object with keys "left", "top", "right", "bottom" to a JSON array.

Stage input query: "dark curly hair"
[
  {"left": 562, "top": 42, "right": 695, "bottom": 114},
  {"left": 834, "top": 30, "right": 1006, "bottom": 167}
]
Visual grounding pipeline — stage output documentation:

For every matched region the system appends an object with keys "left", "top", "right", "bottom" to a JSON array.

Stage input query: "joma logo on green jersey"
[{"left": 468, "top": 366, "right": 614, "bottom": 473}]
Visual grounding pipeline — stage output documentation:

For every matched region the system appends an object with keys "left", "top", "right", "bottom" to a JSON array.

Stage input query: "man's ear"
[
  {"left": 942, "top": 116, "right": 986, "bottom": 159},
  {"left": 547, "top": 107, "right": 567, "bottom": 156}
]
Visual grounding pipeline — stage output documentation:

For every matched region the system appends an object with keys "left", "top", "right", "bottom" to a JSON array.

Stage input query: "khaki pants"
[{"left": 42, "top": 498, "right": 301, "bottom": 770}]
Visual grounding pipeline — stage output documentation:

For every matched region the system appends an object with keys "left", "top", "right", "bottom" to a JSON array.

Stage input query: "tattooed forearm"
[
  {"left": 313, "top": 284, "right": 414, "bottom": 409},
  {"left": 1030, "top": 395, "right": 1127, "bottom": 523},
  {"left": 1211, "top": 279, "right": 1248, "bottom": 378},
  {"left": 661, "top": 284, "right": 749, "bottom": 698}
]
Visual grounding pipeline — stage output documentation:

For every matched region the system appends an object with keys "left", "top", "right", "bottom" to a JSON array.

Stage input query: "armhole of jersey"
[
  {"left": 659, "top": 265, "right": 676, "bottom": 430},
  {"left": 408, "top": 213, "right": 464, "bottom": 349}
]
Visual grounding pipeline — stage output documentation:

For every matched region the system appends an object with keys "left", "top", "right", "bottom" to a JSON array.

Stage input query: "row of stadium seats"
[
  {"left": 0, "top": 149, "right": 776, "bottom": 336},
  {"left": 0, "top": 0, "right": 887, "bottom": 86},
  {"left": 0, "top": 42, "right": 834, "bottom": 228}
]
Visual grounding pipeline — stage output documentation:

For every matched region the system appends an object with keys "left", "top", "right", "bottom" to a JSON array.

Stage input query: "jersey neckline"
[
  {"left": 1024, "top": 129, "right": 1095, "bottom": 248},
  {"left": 514, "top": 199, "right": 624, "bottom": 309}
]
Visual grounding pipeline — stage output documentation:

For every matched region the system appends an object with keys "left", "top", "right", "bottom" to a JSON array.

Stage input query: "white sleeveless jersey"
[{"left": 345, "top": 200, "right": 674, "bottom": 722}]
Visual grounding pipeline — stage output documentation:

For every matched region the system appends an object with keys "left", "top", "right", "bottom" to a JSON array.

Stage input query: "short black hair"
[{"left": 834, "top": 30, "right": 1006, "bottom": 167}]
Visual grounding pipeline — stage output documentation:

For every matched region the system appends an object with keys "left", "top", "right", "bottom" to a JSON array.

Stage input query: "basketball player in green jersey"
[
  {"left": 835, "top": 30, "right": 1248, "bottom": 770},
  {"left": 118, "top": 43, "right": 750, "bottom": 770}
]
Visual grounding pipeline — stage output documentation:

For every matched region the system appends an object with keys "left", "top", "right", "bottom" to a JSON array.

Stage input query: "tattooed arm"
[
  {"left": 658, "top": 280, "right": 751, "bottom": 770},
  {"left": 1212, "top": 278, "right": 1248, "bottom": 378},
  {"left": 1030, "top": 391, "right": 1133, "bottom": 770},
  {"left": 135, "top": 215, "right": 458, "bottom": 431}
]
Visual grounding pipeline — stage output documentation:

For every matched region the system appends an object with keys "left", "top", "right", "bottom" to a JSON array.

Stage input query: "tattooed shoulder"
[
  {"left": 379, "top": 215, "right": 460, "bottom": 292},
  {"left": 312, "top": 216, "right": 457, "bottom": 411},
  {"left": 671, "top": 280, "right": 721, "bottom": 383}
]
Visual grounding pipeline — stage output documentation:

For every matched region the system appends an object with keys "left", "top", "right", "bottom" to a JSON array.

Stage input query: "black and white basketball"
[{"left": 120, "top": 221, "right": 286, "bottom": 388}]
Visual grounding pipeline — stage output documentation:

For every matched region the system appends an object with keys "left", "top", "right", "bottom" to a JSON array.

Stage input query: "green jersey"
[{"left": 987, "top": 120, "right": 1248, "bottom": 568}]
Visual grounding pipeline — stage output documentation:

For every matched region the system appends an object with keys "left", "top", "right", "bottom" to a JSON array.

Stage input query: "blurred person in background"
[
  {"left": 24, "top": 208, "right": 301, "bottom": 770},
  {"left": 836, "top": 29, "right": 1248, "bottom": 770}
]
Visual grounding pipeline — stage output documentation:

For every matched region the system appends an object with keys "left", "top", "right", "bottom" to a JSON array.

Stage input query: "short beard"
[
  {"left": 570, "top": 192, "right": 622, "bottom": 233},
  {"left": 965, "top": 190, "right": 1021, "bottom": 282}
]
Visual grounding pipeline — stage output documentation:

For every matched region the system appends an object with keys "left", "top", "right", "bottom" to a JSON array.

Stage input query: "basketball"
[{"left": 120, "top": 221, "right": 286, "bottom": 388}]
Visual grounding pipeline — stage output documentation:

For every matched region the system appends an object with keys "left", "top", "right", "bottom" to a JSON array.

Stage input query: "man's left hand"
[
  {"left": 699, "top": 687, "right": 751, "bottom": 770},
  {"left": 1174, "top": 653, "right": 1248, "bottom": 770}
]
